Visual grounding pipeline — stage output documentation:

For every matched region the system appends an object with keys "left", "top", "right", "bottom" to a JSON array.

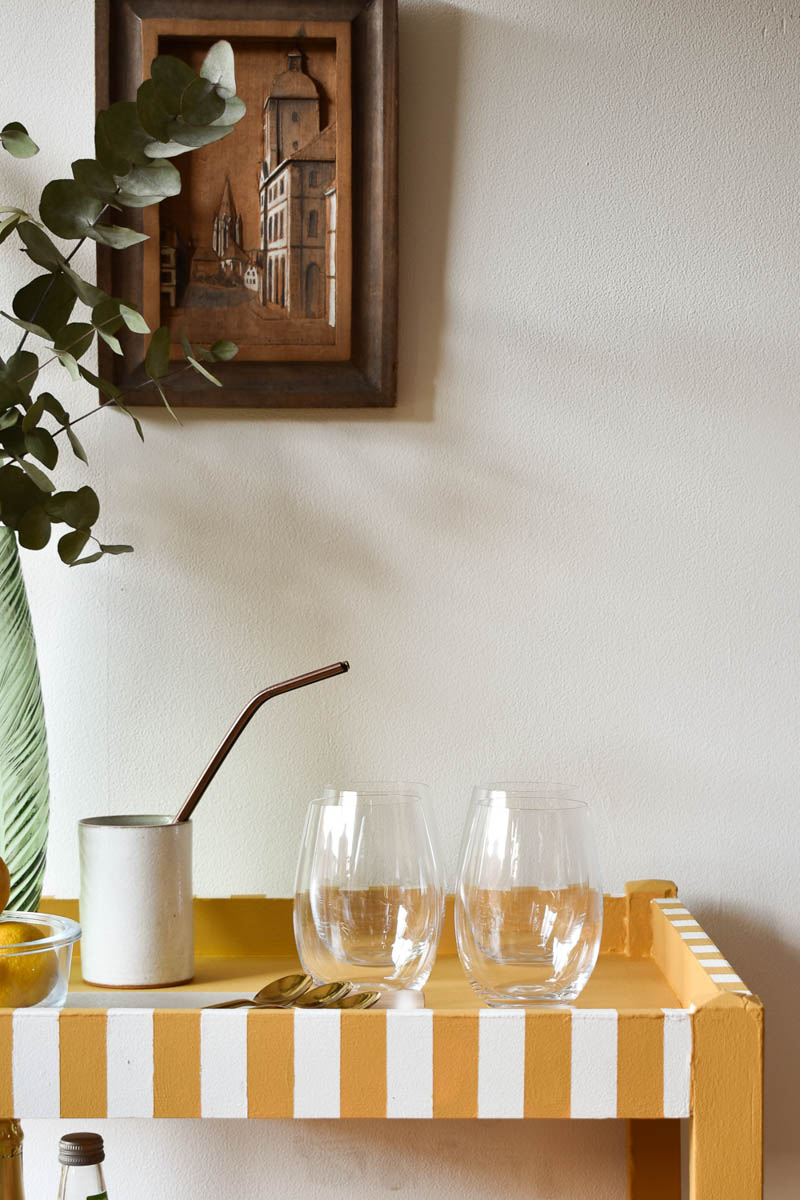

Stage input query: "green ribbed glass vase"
[{"left": 0, "top": 529, "right": 49, "bottom": 910}]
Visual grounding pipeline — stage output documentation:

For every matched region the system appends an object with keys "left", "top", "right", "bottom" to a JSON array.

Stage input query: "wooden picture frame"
[{"left": 96, "top": 0, "right": 398, "bottom": 407}]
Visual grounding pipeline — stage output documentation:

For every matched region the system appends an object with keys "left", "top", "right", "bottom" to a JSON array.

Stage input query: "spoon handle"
[{"left": 173, "top": 662, "right": 349, "bottom": 824}]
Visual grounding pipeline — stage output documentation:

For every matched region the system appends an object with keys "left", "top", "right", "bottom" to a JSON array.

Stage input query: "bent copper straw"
[{"left": 172, "top": 661, "right": 350, "bottom": 824}]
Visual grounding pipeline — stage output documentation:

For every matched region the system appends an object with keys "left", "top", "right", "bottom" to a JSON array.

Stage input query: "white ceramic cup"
[{"left": 79, "top": 815, "right": 193, "bottom": 988}]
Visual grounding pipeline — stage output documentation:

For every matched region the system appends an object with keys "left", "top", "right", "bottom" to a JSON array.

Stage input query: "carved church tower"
[
  {"left": 263, "top": 49, "right": 321, "bottom": 174},
  {"left": 212, "top": 177, "right": 243, "bottom": 259}
]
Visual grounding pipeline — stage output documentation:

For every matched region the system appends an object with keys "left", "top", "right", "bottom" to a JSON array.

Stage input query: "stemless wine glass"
[
  {"left": 294, "top": 784, "right": 444, "bottom": 996},
  {"left": 455, "top": 784, "right": 603, "bottom": 1005}
]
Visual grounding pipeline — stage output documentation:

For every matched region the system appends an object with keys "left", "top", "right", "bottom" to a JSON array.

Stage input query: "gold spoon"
[
  {"left": 253, "top": 973, "right": 312, "bottom": 1007},
  {"left": 328, "top": 991, "right": 381, "bottom": 1009},
  {"left": 292, "top": 981, "right": 350, "bottom": 1008}
]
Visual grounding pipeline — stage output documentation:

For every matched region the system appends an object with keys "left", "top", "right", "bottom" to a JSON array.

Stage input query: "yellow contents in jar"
[{"left": 0, "top": 922, "right": 58, "bottom": 1007}]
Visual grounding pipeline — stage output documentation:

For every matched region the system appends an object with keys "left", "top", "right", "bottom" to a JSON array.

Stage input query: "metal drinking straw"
[{"left": 172, "top": 661, "right": 350, "bottom": 824}]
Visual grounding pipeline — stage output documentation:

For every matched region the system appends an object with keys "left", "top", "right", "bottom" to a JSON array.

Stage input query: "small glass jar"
[
  {"left": 455, "top": 784, "right": 603, "bottom": 1006},
  {"left": 57, "top": 1132, "right": 108, "bottom": 1200}
]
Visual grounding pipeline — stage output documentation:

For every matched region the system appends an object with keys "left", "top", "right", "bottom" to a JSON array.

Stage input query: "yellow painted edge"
[
  {"left": 690, "top": 997, "right": 764, "bottom": 1195},
  {"left": 650, "top": 902, "right": 760, "bottom": 1010},
  {"left": 625, "top": 880, "right": 678, "bottom": 958}
]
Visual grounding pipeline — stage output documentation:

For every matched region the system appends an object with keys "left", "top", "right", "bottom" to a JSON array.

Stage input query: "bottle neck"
[
  {"left": 0, "top": 1119, "right": 24, "bottom": 1200},
  {"left": 57, "top": 1163, "right": 107, "bottom": 1200}
]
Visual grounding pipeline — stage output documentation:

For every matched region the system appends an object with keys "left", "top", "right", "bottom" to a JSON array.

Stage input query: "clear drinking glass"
[
  {"left": 294, "top": 784, "right": 444, "bottom": 994},
  {"left": 455, "top": 784, "right": 603, "bottom": 1005}
]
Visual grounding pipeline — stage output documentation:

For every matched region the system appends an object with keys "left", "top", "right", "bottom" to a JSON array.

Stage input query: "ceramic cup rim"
[{"left": 79, "top": 814, "right": 190, "bottom": 830}]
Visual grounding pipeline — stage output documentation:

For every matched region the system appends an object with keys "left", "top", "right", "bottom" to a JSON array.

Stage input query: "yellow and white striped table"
[{"left": 6, "top": 883, "right": 761, "bottom": 1200}]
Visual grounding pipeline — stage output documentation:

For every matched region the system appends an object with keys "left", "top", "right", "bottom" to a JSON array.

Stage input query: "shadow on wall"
[
  {"left": 693, "top": 902, "right": 800, "bottom": 1197},
  {"left": 51, "top": 1117, "right": 625, "bottom": 1200}
]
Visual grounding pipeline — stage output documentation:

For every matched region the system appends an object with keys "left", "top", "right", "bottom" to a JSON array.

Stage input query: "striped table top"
[{"left": 0, "top": 886, "right": 757, "bottom": 1122}]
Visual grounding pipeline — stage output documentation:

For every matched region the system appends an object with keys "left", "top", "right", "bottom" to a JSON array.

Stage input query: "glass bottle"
[
  {"left": 56, "top": 1133, "right": 107, "bottom": 1200},
  {"left": 0, "top": 1119, "right": 25, "bottom": 1200}
]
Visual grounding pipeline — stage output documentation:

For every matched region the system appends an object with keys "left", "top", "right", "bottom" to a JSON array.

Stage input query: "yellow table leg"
[
  {"left": 627, "top": 1119, "right": 681, "bottom": 1199},
  {"left": 690, "top": 997, "right": 763, "bottom": 1199}
]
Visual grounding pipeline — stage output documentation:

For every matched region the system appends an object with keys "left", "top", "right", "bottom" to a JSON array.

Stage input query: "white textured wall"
[{"left": 1, "top": 0, "right": 798, "bottom": 1194}]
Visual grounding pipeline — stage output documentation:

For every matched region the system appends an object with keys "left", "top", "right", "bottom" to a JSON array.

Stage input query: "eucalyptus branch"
[
  {"left": 11, "top": 312, "right": 129, "bottom": 386},
  {"left": 15, "top": 201, "right": 113, "bottom": 354},
  {"left": 0, "top": 37, "right": 244, "bottom": 560},
  {"left": 52, "top": 365, "right": 194, "bottom": 439}
]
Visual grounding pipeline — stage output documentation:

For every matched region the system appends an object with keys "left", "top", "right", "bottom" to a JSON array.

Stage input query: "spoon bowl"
[
  {"left": 253, "top": 973, "right": 312, "bottom": 1007},
  {"left": 329, "top": 991, "right": 381, "bottom": 1009},
  {"left": 293, "top": 981, "right": 350, "bottom": 1008}
]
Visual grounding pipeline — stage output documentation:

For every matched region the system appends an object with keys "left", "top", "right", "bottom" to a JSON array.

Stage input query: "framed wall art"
[{"left": 96, "top": 0, "right": 398, "bottom": 407}]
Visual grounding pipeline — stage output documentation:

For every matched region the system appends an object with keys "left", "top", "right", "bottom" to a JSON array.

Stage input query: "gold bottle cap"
[{"left": 0, "top": 1120, "right": 22, "bottom": 1158}]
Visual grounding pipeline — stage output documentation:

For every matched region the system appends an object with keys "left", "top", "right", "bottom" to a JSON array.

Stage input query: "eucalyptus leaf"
[
  {"left": 13, "top": 273, "right": 76, "bottom": 336},
  {"left": 0, "top": 466, "right": 47, "bottom": 527},
  {"left": 0, "top": 214, "right": 21, "bottom": 246},
  {"left": 163, "top": 119, "right": 233, "bottom": 150},
  {"left": 24, "top": 428, "right": 58, "bottom": 470},
  {"left": 57, "top": 485, "right": 99, "bottom": 529},
  {"left": 0, "top": 379, "right": 27, "bottom": 412},
  {"left": 37, "top": 392, "right": 67, "bottom": 423},
  {"left": 40, "top": 180, "right": 103, "bottom": 239},
  {"left": 1, "top": 122, "right": 39, "bottom": 158},
  {"left": 21, "top": 398, "right": 45, "bottom": 432},
  {"left": 152, "top": 378, "right": 180, "bottom": 424},
  {"left": 145, "top": 326, "right": 170, "bottom": 379},
  {"left": 88, "top": 224, "right": 149, "bottom": 250},
  {"left": 91, "top": 299, "right": 123, "bottom": 334},
  {"left": 109, "top": 396, "right": 144, "bottom": 441},
  {"left": 20, "top": 459, "right": 54, "bottom": 493},
  {"left": 151, "top": 55, "right": 197, "bottom": 114},
  {"left": 18, "top": 508, "right": 51, "bottom": 550},
  {"left": 210, "top": 339, "right": 238, "bottom": 361},
  {"left": 94, "top": 110, "right": 132, "bottom": 175},
  {"left": 54, "top": 322, "right": 94, "bottom": 361},
  {"left": 57, "top": 528, "right": 90, "bottom": 564},
  {"left": 98, "top": 543, "right": 133, "bottom": 555},
  {"left": 186, "top": 355, "right": 221, "bottom": 387},
  {"left": 0, "top": 424, "right": 26, "bottom": 458},
  {"left": 5, "top": 350, "right": 39, "bottom": 396},
  {"left": 210, "top": 96, "right": 246, "bottom": 127},
  {"left": 180, "top": 77, "right": 225, "bottom": 126},
  {"left": 55, "top": 350, "right": 79, "bottom": 381},
  {"left": 200, "top": 41, "right": 237, "bottom": 99},
  {"left": 114, "top": 160, "right": 181, "bottom": 199},
  {"left": 136, "top": 79, "right": 173, "bottom": 142},
  {"left": 141, "top": 139, "right": 192, "bottom": 160},
  {"left": 97, "top": 329, "right": 123, "bottom": 356},
  {"left": 95, "top": 101, "right": 152, "bottom": 170},
  {"left": 0, "top": 411, "right": 20, "bottom": 431},
  {"left": 70, "top": 552, "right": 103, "bottom": 566},
  {"left": 62, "top": 266, "right": 107, "bottom": 309},
  {"left": 66, "top": 425, "right": 88, "bottom": 464},
  {"left": 71, "top": 158, "right": 118, "bottom": 202},
  {"left": 1, "top": 312, "right": 51, "bottom": 340},
  {"left": 77, "top": 365, "right": 123, "bottom": 401},
  {"left": 17, "top": 222, "right": 66, "bottom": 269},
  {"left": 118, "top": 304, "right": 149, "bottom": 334}
]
